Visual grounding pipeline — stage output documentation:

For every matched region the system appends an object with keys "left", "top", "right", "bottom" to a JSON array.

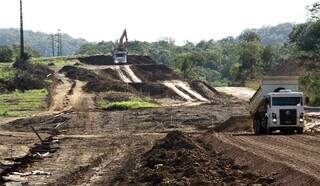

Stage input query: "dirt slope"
[{"left": 215, "top": 87, "right": 256, "bottom": 101}]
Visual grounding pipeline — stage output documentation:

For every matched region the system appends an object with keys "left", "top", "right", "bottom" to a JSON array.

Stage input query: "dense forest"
[{"left": 0, "top": 28, "right": 87, "bottom": 56}]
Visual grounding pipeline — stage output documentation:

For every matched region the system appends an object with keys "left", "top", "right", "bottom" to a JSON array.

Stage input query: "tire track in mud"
[
  {"left": 50, "top": 74, "right": 95, "bottom": 113},
  {"left": 49, "top": 74, "right": 73, "bottom": 112},
  {"left": 201, "top": 133, "right": 320, "bottom": 185}
]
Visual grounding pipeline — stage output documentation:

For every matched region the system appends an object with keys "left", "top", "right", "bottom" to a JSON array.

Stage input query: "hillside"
[
  {"left": 243, "top": 23, "right": 295, "bottom": 46},
  {"left": 0, "top": 28, "right": 88, "bottom": 57}
]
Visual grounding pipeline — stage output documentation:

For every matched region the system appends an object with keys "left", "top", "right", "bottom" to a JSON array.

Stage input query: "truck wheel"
[
  {"left": 297, "top": 128, "right": 304, "bottom": 134},
  {"left": 254, "top": 119, "right": 262, "bottom": 135},
  {"left": 266, "top": 128, "right": 272, "bottom": 135}
]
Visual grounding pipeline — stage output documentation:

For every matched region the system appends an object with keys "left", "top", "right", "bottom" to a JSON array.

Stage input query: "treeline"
[
  {"left": 0, "top": 28, "right": 87, "bottom": 57},
  {"left": 0, "top": 45, "right": 39, "bottom": 63},
  {"left": 77, "top": 24, "right": 295, "bottom": 86},
  {"left": 289, "top": 2, "right": 320, "bottom": 104}
]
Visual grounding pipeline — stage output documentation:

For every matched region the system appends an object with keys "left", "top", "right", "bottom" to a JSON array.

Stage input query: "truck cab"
[
  {"left": 249, "top": 76, "right": 307, "bottom": 135},
  {"left": 113, "top": 51, "right": 127, "bottom": 64},
  {"left": 265, "top": 91, "right": 305, "bottom": 134}
]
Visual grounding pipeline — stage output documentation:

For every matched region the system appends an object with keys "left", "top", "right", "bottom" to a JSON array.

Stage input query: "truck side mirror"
[{"left": 306, "top": 97, "right": 310, "bottom": 104}]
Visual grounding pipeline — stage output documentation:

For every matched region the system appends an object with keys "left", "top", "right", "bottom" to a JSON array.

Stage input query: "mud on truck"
[{"left": 249, "top": 76, "right": 309, "bottom": 135}]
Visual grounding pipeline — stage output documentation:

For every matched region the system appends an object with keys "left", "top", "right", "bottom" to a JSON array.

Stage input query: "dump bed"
[{"left": 248, "top": 76, "right": 299, "bottom": 115}]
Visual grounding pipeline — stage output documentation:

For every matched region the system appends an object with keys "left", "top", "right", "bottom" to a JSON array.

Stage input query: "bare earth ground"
[
  {"left": 0, "top": 60, "right": 320, "bottom": 185},
  {"left": 215, "top": 87, "right": 256, "bottom": 101}
]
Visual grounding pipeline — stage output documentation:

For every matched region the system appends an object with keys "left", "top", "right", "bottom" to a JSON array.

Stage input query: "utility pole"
[{"left": 19, "top": 0, "right": 25, "bottom": 59}]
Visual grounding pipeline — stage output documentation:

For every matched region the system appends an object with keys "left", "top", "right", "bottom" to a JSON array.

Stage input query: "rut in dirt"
[
  {"left": 49, "top": 73, "right": 95, "bottom": 112},
  {"left": 200, "top": 132, "right": 320, "bottom": 185}
]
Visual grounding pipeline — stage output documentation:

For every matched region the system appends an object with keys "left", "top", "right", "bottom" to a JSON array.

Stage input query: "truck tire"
[
  {"left": 297, "top": 127, "right": 304, "bottom": 134},
  {"left": 266, "top": 127, "right": 272, "bottom": 135},
  {"left": 254, "top": 119, "right": 263, "bottom": 135}
]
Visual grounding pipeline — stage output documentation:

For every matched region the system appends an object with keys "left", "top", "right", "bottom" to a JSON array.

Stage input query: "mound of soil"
[
  {"left": 0, "top": 79, "right": 15, "bottom": 93},
  {"left": 130, "top": 131, "right": 273, "bottom": 185},
  {"left": 190, "top": 80, "right": 221, "bottom": 100},
  {"left": 131, "top": 65, "right": 182, "bottom": 82},
  {"left": 59, "top": 66, "right": 99, "bottom": 82},
  {"left": 213, "top": 115, "right": 253, "bottom": 132},
  {"left": 100, "top": 92, "right": 136, "bottom": 102},
  {"left": 0, "top": 64, "right": 53, "bottom": 92},
  {"left": 84, "top": 80, "right": 135, "bottom": 93},
  {"left": 78, "top": 55, "right": 157, "bottom": 65},
  {"left": 99, "top": 68, "right": 122, "bottom": 81},
  {"left": 131, "top": 83, "right": 181, "bottom": 99}
]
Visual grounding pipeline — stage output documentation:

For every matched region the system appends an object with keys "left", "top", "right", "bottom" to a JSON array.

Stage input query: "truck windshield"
[
  {"left": 272, "top": 97, "right": 302, "bottom": 106},
  {"left": 116, "top": 53, "right": 125, "bottom": 57}
]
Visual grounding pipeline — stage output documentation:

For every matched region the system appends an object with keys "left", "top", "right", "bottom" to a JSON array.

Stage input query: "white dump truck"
[{"left": 249, "top": 76, "right": 308, "bottom": 135}]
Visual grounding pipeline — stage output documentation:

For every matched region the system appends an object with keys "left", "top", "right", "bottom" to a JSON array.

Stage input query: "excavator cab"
[{"left": 113, "top": 29, "right": 128, "bottom": 64}]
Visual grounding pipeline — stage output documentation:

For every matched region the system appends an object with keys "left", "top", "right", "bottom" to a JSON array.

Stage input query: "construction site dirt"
[{"left": 0, "top": 55, "right": 320, "bottom": 185}]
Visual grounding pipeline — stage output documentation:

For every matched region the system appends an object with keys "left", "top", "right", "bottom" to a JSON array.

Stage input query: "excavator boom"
[
  {"left": 113, "top": 29, "right": 128, "bottom": 64},
  {"left": 119, "top": 29, "right": 128, "bottom": 49}
]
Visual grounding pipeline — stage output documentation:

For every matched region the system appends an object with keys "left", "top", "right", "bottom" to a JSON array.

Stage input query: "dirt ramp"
[
  {"left": 214, "top": 115, "right": 253, "bottom": 132},
  {"left": 59, "top": 66, "right": 99, "bottom": 82},
  {"left": 78, "top": 55, "right": 157, "bottom": 65},
  {"left": 131, "top": 83, "right": 182, "bottom": 99},
  {"left": 98, "top": 68, "right": 122, "bottom": 81},
  {"left": 190, "top": 80, "right": 221, "bottom": 100},
  {"left": 131, "top": 64, "right": 182, "bottom": 82},
  {"left": 84, "top": 80, "right": 135, "bottom": 93}
]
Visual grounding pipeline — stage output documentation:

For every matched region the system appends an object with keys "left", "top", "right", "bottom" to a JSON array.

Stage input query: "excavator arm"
[{"left": 119, "top": 29, "right": 128, "bottom": 50}]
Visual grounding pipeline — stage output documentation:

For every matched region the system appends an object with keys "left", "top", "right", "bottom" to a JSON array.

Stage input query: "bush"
[{"left": 0, "top": 46, "right": 13, "bottom": 62}]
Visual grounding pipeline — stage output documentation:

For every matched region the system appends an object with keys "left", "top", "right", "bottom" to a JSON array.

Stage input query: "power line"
[{"left": 48, "top": 30, "right": 63, "bottom": 57}]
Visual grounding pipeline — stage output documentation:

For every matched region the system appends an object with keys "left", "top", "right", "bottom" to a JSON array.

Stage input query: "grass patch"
[
  {"left": 98, "top": 98, "right": 159, "bottom": 110},
  {"left": 0, "top": 89, "right": 48, "bottom": 117},
  {"left": 0, "top": 63, "right": 15, "bottom": 81},
  {"left": 31, "top": 57, "right": 78, "bottom": 72}
]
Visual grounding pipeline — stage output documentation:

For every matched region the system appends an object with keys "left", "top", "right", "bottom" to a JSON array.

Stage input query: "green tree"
[
  {"left": 174, "top": 53, "right": 195, "bottom": 78},
  {"left": 0, "top": 46, "right": 13, "bottom": 62},
  {"left": 262, "top": 45, "right": 277, "bottom": 71},
  {"left": 237, "top": 33, "right": 263, "bottom": 82}
]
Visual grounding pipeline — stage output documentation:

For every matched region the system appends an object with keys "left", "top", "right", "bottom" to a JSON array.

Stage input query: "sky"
[{"left": 0, "top": 0, "right": 318, "bottom": 44}]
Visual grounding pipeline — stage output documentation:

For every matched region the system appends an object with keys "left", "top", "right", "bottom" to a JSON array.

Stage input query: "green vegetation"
[
  {"left": 0, "top": 64, "right": 15, "bottom": 80},
  {"left": 98, "top": 98, "right": 159, "bottom": 110},
  {"left": 31, "top": 57, "right": 77, "bottom": 72},
  {"left": 0, "top": 28, "right": 87, "bottom": 57},
  {"left": 0, "top": 89, "right": 48, "bottom": 116},
  {"left": 0, "top": 45, "right": 39, "bottom": 63},
  {"left": 288, "top": 1, "right": 320, "bottom": 105}
]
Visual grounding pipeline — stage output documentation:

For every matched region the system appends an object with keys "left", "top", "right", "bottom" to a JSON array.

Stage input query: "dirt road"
[
  {"left": 215, "top": 87, "right": 255, "bottom": 101},
  {"left": 50, "top": 73, "right": 94, "bottom": 112},
  {"left": 200, "top": 132, "right": 320, "bottom": 185}
]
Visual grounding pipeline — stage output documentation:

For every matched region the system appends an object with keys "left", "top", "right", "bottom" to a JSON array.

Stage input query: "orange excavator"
[{"left": 113, "top": 29, "right": 128, "bottom": 64}]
